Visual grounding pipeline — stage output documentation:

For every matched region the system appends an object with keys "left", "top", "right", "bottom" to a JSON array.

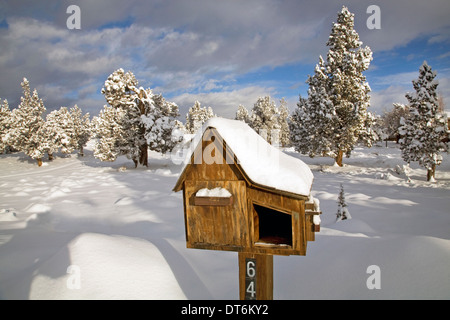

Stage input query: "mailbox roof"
[{"left": 174, "top": 117, "right": 314, "bottom": 197}]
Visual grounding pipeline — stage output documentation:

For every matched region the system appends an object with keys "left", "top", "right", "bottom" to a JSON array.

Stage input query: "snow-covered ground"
[{"left": 0, "top": 141, "right": 449, "bottom": 299}]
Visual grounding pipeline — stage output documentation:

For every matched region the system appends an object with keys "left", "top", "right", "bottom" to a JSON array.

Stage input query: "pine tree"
[
  {"left": 326, "top": 6, "right": 375, "bottom": 166},
  {"left": 95, "top": 68, "right": 180, "bottom": 167},
  {"left": 250, "top": 96, "right": 280, "bottom": 144},
  {"left": 39, "top": 106, "right": 91, "bottom": 159},
  {"left": 277, "top": 98, "right": 291, "bottom": 147},
  {"left": 399, "top": 62, "right": 448, "bottom": 181},
  {"left": 289, "top": 96, "right": 308, "bottom": 153},
  {"left": 382, "top": 103, "right": 409, "bottom": 143},
  {"left": 98, "top": 68, "right": 144, "bottom": 166},
  {"left": 290, "top": 6, "right": 375, "bottom": 166},
  {"left": 42, "top": 108, "right": 68, "bottom": 160},
  {"left": 93, "top": 105, "right": 128, "bottom": 162},
  {"left": 336, "top": 183, "right": 351, "bottom": 221},
  {"left": 290, "top": 57, "right": 335, "bottom": 157},
  {"left": 0, "top": 99, "right": 12, "bottom": 153},
  {"left": 372, "top": 114, "right": 387, "bottom": 145},
  {"left": 141, "top": 93, "right": 182, "bottom": 154},
  {"left": 8, "top": 78, "right": 47, "bottom": 166},
  {"left": 70, "top": 105, "right": 91, "bottom": 156},
  {"left": 185, "top": 101, "right": 215, "bottom": 134},
  {"left": 235, "top": 104, "right": 250, "bottom": 124}
]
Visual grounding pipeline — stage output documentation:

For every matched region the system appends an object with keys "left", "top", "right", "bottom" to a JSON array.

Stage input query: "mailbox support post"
[{"left": 238, "top": 252, "right": 273, "bottom": 300}]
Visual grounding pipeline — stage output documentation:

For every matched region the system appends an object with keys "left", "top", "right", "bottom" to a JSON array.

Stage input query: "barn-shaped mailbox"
[{"left": 173, "top": 117, "right": 321, "bottom": 256}]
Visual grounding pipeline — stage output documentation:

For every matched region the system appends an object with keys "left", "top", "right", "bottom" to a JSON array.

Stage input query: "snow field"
[{"left": 0, "top": 142, "right": 449, "bottom": 299}]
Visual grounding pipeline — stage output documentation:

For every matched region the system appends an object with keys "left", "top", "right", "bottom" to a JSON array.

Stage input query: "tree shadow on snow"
[{"left": 0, "top": 218, "right": 75, "bottom": 299}]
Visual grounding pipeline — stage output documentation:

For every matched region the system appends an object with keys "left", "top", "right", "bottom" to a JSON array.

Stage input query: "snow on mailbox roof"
[{"left": 176, "top": 117, "right": 314, "bottom": 197}]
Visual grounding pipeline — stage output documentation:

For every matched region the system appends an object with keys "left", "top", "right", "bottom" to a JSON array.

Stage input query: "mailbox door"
[
  {"left": 184, "top": 180, "right": 249, "bottom": 251},
  {"left": 247, "top": 188, "right": 307, "bottom": 256}
]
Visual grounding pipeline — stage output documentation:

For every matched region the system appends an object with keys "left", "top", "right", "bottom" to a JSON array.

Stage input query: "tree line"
[
  {"left": 0, "top": 78, "right": 90, "bottom": 166},
  {"left": 0, "top": 6, "right": 448, "bottom": 180}
]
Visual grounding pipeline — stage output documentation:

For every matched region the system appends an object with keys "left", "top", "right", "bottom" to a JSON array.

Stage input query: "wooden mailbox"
[{"left": 173, "top": 118, "right": 321, "bottom": 299}]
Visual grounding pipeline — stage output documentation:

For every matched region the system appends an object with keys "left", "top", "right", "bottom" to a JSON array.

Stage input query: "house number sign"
[{"left": 245, "top": 258, "right": 256, "bottom": 300}]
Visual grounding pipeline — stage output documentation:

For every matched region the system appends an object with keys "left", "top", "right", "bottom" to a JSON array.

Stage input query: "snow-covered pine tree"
[
  {"left": 235, "top": 104, "right": 250, "bottom": 124},
  {"left": 289, "top": 95, "right": 308, "bottom": 153},
  {"left": 277, "top": 98, "right": 290, "bottom": 147},
  {"left": 382, "top": 103, "right": 409, "bottom": 143},
  {"left": 326, "top": 6, "right": 375, "bottom": 166},
  {"left": 141, "top": 92, "right": 183, "bottom": 154},
  {"left": 290, "top": 57, "right": 335, "bottom": 157},
  {"left": 185, "top": 101, "right": 215, "bottom": 134},
  {"left": 98, "top": 69, "right": 144, "bottom": 166},
  {"left": 70, "top": 105, "right": 91, "bottom": 156},
  {"left": 95, "top": 68, "right": 180, "bottom": 167},
  {"left": 8, "top": 78, "right": 47, "bottom": 166},
  {"left": 336, "top": 183, "right": 351, "bottom": 221},
  {"left": 399, "top": 61, "right": 448, "bottom": 181},
  {"left": 0, "top": 99, "right": 12, "bottom": 153},
  {"left": 40, "top": 106, "right": 91, "bottom": 159},
  {"left": 41, "top": 108, "right": 68, "bottom": 160},
  {"left": 250, "top": 96, "right": 280, "bottom": 144},
  {"left": 93, "top": 105, "right": 128, "bottom": 162},
  {"left": 372, "top": 114, "right": 387, "bottom": 146},
  {"left": 291, "top": 6, "right": 375, "bottom": 166}
]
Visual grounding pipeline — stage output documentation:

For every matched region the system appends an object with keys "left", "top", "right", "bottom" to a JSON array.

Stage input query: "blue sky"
[{"left": 0, "top": 0, "right": 449, "bottom": 119}]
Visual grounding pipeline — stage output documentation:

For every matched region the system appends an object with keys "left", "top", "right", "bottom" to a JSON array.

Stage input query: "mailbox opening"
[{"left": 254, "top": 204, "right": 292, "bottom": 246}]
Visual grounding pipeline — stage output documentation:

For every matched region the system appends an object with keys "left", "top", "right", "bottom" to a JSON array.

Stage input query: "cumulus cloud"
[
  {"left": 172, "top": 85, "right": 278, "bottom": 119},
  {"left": 370, "top": 86, "right": 409, "bottom": 115}
]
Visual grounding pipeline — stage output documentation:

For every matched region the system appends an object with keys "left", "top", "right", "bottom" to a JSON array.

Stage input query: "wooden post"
[{"left": 238, "top": 252, "right": 273, "bottom": 300}]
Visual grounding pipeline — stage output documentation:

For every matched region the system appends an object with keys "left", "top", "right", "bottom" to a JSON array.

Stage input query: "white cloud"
[
  {"left": 371, "top": 71, "right": 418, "bottom": 87},
  {"left": 370, "top": 86, "right": 409, "bottom": 115},
  {"left": 172, "top": 86, "right": 277, "bottom": 119}
]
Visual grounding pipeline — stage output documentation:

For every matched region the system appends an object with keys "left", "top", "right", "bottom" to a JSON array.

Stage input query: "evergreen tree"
[
  {"left": 250, "top": 96, "right": 280, "bottom": 144},
  {"left": 92, "top": 106, "right": 127, "bottom": 162},
  {"left": 235, "top": 104, "right": 250, "bottom": 124},
  {"left": 372, "top": 114, "right": 387, "bottom": 145},
  {"left": 291, "top": 57, "right": 336, "bottom": 157},
  {"left": 41, "top": 108, "right": 68, "bottom": 160},
  {"left": 326, "top": 6, "right": 375, "bottom": 166},
  {"left": 185, "top": 101, "right": 215, "bottom": 134},
  {"left": 98, "top": 68, "right": 144, "bottom": 166},
  {"left": 336, "top": 184, "right": 351, "bottom": 221},
  {"left": 399, "top": 62, "right": 448, "bottom": 181},
  {"left": 95, "top": 68, "right": 180, "bottom": 166},
  {"left": 70, "top": 105, "right": 91, "bottom": 156},
  {"left": 8, "top": 78, "right": 47, "bottom": 166},
  {"left": 382, "top": 103, "right": 409, "bottom": 143},
  {"left": 290, "top": 6, "right": 375, "bottom": 166},
  {"left": 92, "top": 105, "right": 128, "bottom": 161},
  {"left": 141, "top": 93, "right": 182, "bottom": 154},
  {"left": 289, "top": 95, "right": 307, "bottom": 153},
  {"left": 40, "top": 106, "right": 91, "bottom": 159},
  {"left": 277, "top": 98, "right": 291, "bottom": 147},
  {"left": 0, "top": 99, "right": 12, "bottom": 153}
]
